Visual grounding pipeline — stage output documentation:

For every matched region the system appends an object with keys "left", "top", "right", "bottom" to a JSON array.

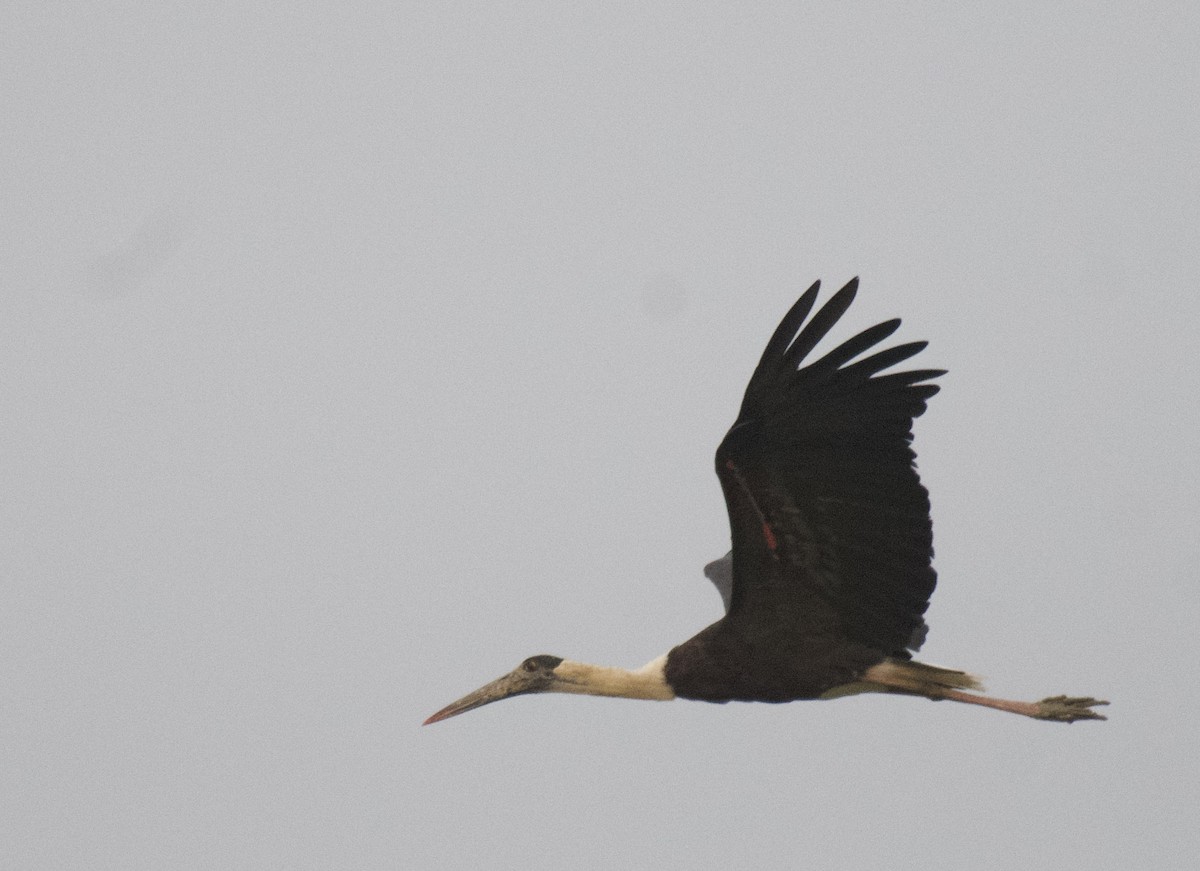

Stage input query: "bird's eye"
[{"left": 522, "top": 659, "right": 539, "bottom": 672}]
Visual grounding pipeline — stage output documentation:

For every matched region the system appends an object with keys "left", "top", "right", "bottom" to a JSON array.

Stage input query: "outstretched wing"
[{"left": 715, "top": 278, "right": 943, "bottom": 656}]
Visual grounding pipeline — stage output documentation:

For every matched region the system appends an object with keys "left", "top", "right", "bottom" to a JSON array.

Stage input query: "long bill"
[{"left": 423, "top": 671, "right": 528, "bottom": 725}]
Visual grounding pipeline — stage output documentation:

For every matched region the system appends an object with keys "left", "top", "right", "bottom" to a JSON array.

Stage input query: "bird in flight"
[{"left": 425, "top": 278, "right": 1107, "bottom": 725}]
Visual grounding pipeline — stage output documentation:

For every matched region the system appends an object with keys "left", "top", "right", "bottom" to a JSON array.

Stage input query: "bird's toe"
[{"left": 1035, "top": 695, "right": 1109, "bottom": 722}]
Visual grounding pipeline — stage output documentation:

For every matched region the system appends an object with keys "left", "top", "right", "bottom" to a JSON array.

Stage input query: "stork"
[{"left": 425, "top": 279, "right": 1107, "bottom": 725}]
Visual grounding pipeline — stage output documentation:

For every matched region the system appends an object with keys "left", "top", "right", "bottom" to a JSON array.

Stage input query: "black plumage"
[
  {"left": 424, "top": 278, "right": 1107, "bottom": 726},
  {"left": 665, "top": 278, "right": 944, "bottom": 702}
]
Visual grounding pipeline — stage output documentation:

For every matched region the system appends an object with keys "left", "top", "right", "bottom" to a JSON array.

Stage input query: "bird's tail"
[{"left": 864, "top": 658, "right": 985, "bottom": 694}]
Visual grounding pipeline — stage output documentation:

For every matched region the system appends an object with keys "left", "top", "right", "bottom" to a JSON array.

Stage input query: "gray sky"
[{"left": 4, "top": 4, "right": 1198, "bottom": 869}]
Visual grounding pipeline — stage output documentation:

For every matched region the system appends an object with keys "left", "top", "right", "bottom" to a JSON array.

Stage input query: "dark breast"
[{"left": 664, "top": 617, "right": 887, "bottom": 703}]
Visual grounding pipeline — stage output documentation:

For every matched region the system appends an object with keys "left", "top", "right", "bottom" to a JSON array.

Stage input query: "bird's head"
[{"left": 423, "top": 654, "right": 566, "bottom": 725}]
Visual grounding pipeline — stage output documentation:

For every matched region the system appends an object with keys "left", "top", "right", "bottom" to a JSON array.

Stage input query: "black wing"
[{"left": 715, "top": 278, "right": 943, "bottom": 656}]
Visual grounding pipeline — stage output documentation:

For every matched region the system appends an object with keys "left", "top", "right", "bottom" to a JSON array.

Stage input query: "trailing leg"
[{"left": 861, "top": 658, "right": 1108, "bottom": 723}]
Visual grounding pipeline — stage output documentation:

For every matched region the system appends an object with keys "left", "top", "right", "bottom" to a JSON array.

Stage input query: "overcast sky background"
[{"left": 4, "top": 4, "right": 1199, "bottom": 870}]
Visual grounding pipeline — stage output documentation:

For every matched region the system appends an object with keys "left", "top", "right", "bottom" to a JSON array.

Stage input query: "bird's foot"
[{"left": 1034, "top": 695, "right": 1109, "bottom": 722}]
